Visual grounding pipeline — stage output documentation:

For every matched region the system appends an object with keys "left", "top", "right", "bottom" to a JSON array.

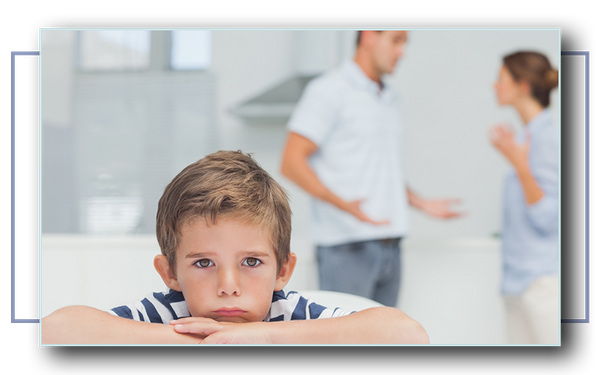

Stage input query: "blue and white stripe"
[
  {"left": 109, "top": 289, "right": 190, "bottom": 324},
  {"left": 109, "top": 289, "right": 353, "bottom": 324},
  {"left": 264, "top": 290, "right": 353, "bottom": 321}
]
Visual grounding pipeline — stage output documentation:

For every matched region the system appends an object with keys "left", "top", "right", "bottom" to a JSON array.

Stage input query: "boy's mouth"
[{"left": 213, "top": 308, "right": 247, "bottom": 317}]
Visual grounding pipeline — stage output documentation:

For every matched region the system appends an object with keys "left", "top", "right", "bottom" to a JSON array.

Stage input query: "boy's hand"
[
  {"left": 171, "top": 307, "right": 429, "bottom": 344},
  {"left": 171, "top": 317, "right": 273, "bottom": 344}
]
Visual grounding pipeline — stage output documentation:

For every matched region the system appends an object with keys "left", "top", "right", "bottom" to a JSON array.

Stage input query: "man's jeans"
[{"left": 317, "top": 238, "right": 402, "bottom": 307}]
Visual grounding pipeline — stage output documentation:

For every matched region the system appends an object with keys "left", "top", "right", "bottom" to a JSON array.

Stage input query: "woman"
[{"left": 489, "top": 51, "right": 559, "bottom": 344}]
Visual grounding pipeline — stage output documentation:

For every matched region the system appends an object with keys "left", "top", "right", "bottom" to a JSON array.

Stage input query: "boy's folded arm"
[
  {"left": 269, "top": 306, "right": 430, "bottom": 344},
  {"left": 174, "top": 306, "right": 429, "bottom": 344},
  {"left": 42, "top": 305, "right": 204, "bottom": 344}
]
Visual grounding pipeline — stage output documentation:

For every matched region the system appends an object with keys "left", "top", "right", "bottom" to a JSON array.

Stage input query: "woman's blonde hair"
[{"left": 156, "top": 150, "right": 292, "bottom": 274}]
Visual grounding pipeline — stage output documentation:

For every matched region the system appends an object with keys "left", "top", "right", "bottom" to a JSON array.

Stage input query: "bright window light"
[
  {"left": 78, "top": 30, "right": 151, "bottom": 71},
  {"left": 170, "top": 30, "right": 212, "bottom": 70}
]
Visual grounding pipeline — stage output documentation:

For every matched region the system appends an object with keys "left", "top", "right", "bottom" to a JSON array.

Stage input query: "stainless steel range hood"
[
  {"left": 228, "top": 73, "right": 318, "bottom": 126},
  {"left": 229, "top": 30, "right": 351, "bottom": 126}
]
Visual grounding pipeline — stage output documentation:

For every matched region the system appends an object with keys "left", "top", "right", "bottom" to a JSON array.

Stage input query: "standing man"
[{"left": 281, "top": 30, "right": 462, "bottom": 307}]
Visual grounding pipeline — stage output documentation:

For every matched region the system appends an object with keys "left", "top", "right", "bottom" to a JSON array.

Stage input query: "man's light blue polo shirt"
[
  {"left": 501, "top": 109, "right": 559, "bottom": 296},
  {"left": 287, "top": 60, "right": 409, "bottom": 246}
]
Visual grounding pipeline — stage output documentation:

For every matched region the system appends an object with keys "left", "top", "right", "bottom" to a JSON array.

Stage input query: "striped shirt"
[{"left": 109, "top": 289, "right": 354, "bottom": 324}]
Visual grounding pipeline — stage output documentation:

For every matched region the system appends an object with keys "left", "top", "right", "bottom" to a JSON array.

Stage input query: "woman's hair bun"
[
  {"left": 545, "top": 69, "right": 559, "bottom": 89},
  {"left": 503, "top": 51, "right": 557, "bottom": 107}
]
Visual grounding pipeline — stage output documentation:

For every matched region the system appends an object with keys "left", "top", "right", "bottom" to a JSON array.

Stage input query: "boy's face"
[{"left": 155, "top": 217, "right": 296, "bottom": 323}]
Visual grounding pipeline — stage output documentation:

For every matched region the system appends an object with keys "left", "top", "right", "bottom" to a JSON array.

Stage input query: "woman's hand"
[
  {"left": 489, "top": 124, "right": 530, "bottom": 171},
  {"left": 489, "top": 124, "right": 543, "bottom": 205}
]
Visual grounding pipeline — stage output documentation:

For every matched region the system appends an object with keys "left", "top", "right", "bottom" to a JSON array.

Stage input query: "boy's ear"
[
  {"left": 274, "top": 252, "right": 297, "bottom": 292},
  {"left": 154, "top": 255, "right": 182, "bottom": 292}
]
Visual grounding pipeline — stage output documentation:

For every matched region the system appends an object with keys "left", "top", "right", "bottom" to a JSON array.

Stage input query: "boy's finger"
[
  {"left": 173, "top": 324, "right": 220, "bottom": 336},
  {"left": 170, "top": 318, "right": 216, "bottom": 331},
  {"left": 200, "top": 334, "right": 229, "bottom": 345},
  {"left": 173, "top": 321, "right": 224, "bottom": 335}
]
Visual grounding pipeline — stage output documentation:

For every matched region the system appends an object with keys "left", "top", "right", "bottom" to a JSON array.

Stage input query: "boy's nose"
[{"left": 217, "top": 268, "right": 241, "bottom": 296}]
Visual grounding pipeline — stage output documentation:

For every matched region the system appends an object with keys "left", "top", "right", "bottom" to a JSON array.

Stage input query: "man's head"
[
  {"left": 153, "top": 150, "right": 296, "bottom": 322},
  {"left": 355, "top": 30, "right": 408, "bottom": 78}
]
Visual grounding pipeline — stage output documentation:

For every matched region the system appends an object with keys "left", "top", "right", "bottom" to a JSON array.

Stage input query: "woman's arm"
[
  {"left": 513, "top": 160, "right": 544, "bottom": 205},
  {"left": 489, "top": 125, "right": 543, "bottom": 205}
]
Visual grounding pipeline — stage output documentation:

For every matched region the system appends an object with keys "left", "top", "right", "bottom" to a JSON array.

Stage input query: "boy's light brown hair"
[{"left": 156, "top": 150, "right": 292, "bottom": 274}]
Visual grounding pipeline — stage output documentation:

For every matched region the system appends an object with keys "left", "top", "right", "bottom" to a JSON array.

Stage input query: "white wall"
[
  {"left": 391, "top": 29, "right": 560, "bottom": 239},
  {"left": 40, "top": 31, "right": 76, "bottom": 128}
]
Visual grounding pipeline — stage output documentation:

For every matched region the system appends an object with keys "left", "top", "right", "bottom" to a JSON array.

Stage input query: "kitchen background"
[{"left": 40, "top": 29, "right": 560, "bottom": 344}]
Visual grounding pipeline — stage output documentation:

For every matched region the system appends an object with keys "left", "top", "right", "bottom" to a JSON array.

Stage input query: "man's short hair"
[
  {"left": 156, "top": 150, "right": 292, "bottom": 274},
  {"left": 356, "top": 30, "right": 382, "bottom": 47}
]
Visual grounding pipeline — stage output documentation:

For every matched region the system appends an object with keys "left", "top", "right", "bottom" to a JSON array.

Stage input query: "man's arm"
[
  {"left": 172, "top": 306, "right": 429, "bottom": 345},
  {"left": 280, "top": 131, "right": 389, "bottom": 225},
  {"left": 42, "top": 306, "right": 204, "bottom": 344}
]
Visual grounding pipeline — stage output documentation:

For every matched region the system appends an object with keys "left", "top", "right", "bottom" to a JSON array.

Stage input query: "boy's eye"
[
  {"left": 195, "top": 259, "right": 213, "bottom": 268},
  {"left": 243, "top": 258, "right": 261, "bottom": 267}
]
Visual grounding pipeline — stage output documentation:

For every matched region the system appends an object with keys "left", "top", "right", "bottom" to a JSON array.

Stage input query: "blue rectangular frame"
[
  {"left": 11, "top": 51, "right": 40, "bottom": 324},
  {"left": 10, "top": 50, "right": 590, "bottom": 325},
  {"left": 560, "top": 51, "right": 590, "bottom": 324}
]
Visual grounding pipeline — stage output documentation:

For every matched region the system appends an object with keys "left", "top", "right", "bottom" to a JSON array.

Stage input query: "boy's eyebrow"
[
  {"left": 238, "top": 250, "right": 271, "bottom": 258},
  {"left": 185, "top": 252, "right": 217, "bottom": 259},
  {"left": 184, "top": 250, "right": 271, "bottom": 258}
]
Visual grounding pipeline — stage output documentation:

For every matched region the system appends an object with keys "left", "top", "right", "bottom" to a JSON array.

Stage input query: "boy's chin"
[{"left": 212, "top": 315, "right": 255, "bottom": 324}]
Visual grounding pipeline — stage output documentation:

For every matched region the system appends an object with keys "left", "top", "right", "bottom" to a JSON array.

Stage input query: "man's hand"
[
  {"left": 407, "top": 188, "right": 465, "bottom": 219},
  {"left": 281, "top": 132, "right": 389, "bottom": 226},
  {"left": 342, "top": 199, "right": 390, "bottom": 225},
  {"left": 419, "top": 198, "right": 464, "bottom": 219},
  {"left": 171, "top": 318, "right": 273, "bottom": 344}
]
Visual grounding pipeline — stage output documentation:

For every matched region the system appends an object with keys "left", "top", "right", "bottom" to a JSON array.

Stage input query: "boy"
[{"left": 42, "top": 151, "right": 429, "bottom": 344}]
